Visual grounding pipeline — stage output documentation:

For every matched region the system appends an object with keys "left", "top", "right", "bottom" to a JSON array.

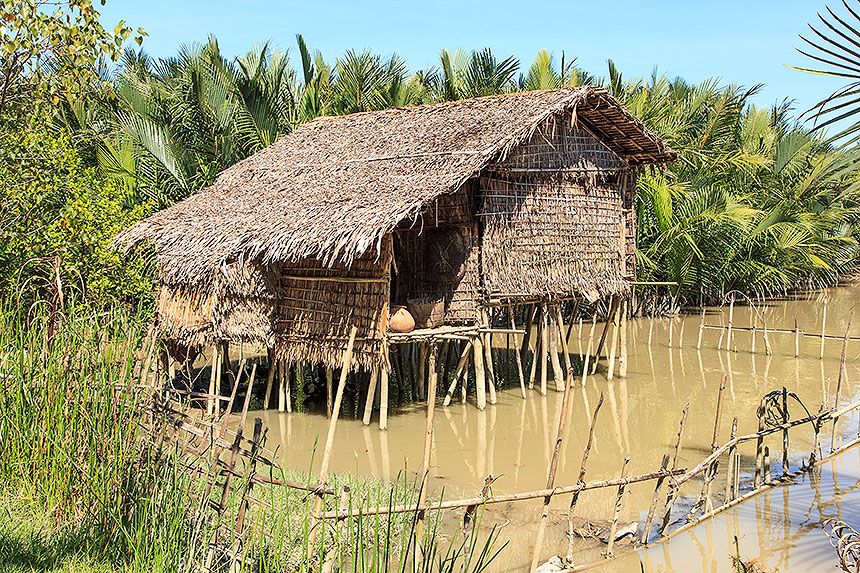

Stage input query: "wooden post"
[
  {"left": 782, "top": 386, "right": 789, "bottom": 475},
  {"left": 754, "top": 397, "right": 766, "bottom": 488},
  {"left": 286, "top": 363, "right": 294, "bottom": 413},
  {"left": 696, "top": 307, "right": 705, "bottom": 350},
  {"left": 484, "top": 330, "right": 498, "bottom": 405},
  {"left": 556, "top": 305, "right": 574, "bottom": 383},
  {"left": 416, "top": 343, "right": 439, "bottom": 548},
  {"left": 668, "top": 316, "right": 674, "bottom": 348},
  {"left": 659, "top": 403, "right": 690, "bottom": 535},
  {"left": 830, "top": 322, "right": 851, "bottom": 453},
  {"left": 763, "top": 446, "right": 771, "bottom": 482},
  {"left": 565, "top": 394, "right": 604, "bottom": 564},
  {"left": 510, "top": 305, "right": 527, "bottom": 399},
  {"left": 607, "top": 301, "right": 620, "bottom": 380},
  {"left": 325, "top": 368, "right": 333, "bottom": 418},
  {"left": 444, "top": 342, "right": 472, "bottom": 406},
  {"left": 727, "top": 294, "right": 735, "bottom": 352},
  {"left": 540, "top": 304, "right": 549, "bottom": 396},
  {"left": 678, "top": 316, "right": 685, "bottom": 349},
  {"left": 308, "top": 326, "right": 358, "bottom": 558},
  {"left": 528, "top": 339, "right": 589, "bottom": 573},
  {"left": 794, "top": 319, "right": 800, "bottom": 358},
  {"left": 417, "top": 341, "right": 428, "bottom": 401},
  {"left": 603, "top": 457, "right": 631, "bottom": 558},
  {"left": 207, "top": 344, "right": 219, "bottom": 417},
  {"left": 474, "top": 335, "right": 487, "bottom": 410},
  {"left": 592, "top": 297, "right": 617, "bottom": 374},
  {"left": 619, "top": 300, "right": 628, "bottom": 378},
  {"left": 549, "top": 307, "right": 565, "bottom": 392},
  {"left": 263, "top": 348, "right": 276, "bottom": 410},
  {"left": 581, "top": 314, "right": 596, "bottom": 388},
  {"left": 362, "top": 367, "right": 379, "bottom": 426},
  {"left": 528, "top": 312, "right": 541, "bottom": 391},
  {"left": 278, "top": 359, "right": 286, "bottom": 413},
  {"left": 642, "top": 454, "right": 670, "bottom": 543},
  {"left": 519, "top": 304, "right": 536, "bottom": 367},
  {"left": 725, "top": 417, "right": 738, "bottom": 501},
  {"left": 762, "top": 311, "right": 773, "bottom": 356},
  {"left": 820, "top": 298, "right": 828, "bottom": 360},
  {"left": 379, "top": 363, "right": 389, "bottom": 431}
]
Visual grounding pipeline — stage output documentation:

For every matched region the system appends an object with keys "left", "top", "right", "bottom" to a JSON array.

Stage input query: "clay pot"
[{"left": 388, "top": 305, "right": 415, "bottom": 333}]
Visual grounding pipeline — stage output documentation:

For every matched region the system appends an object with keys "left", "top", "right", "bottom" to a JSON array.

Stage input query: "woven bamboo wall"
[
  {"left": 479, "top": 114, "right": 632, "bottom": 300},
  {"left": 269, "top": 242, "right": 391, "bottom": 371},
  {"left": 392, "top": 183, "right": 480, "bottom": 324}
]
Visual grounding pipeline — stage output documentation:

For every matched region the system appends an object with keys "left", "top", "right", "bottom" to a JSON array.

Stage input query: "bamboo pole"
[
  {"left": 519, "top": 304, "right": 536, "bottom": 366},
  {"left": 362, "top": 367, "right": 379, "bottom": 426},
  {"left": 603, "top": 457, "right": 631, "bottom": 558},
  {"left": 565, "top": 394, "right": 604, "bottom": 564},
  {"left": 762, "top": 311, "right": 773, "bottom": 356},
  {"left": 540, "top": 304, "right": 549, "bottom": 396},
  {"left": 444, "top": 342, "right": 472, "bottom": 406},
  {"left": 511, "top": 305, "right": 527, "bottom": 399},
  {"left": 727, "top": 294, "right": 735, "bottom": 352},
  {"left": 821, "top": 298, "right": 828, "bottom": 359},
  {"left": 417, "top": 341, "right": 428, "bottom": 401},
  {"left": 678, "top": 316, "right": 685, "bottom": 349},
  {"left": 484, "top": 330, "right": 498, "bottom": 405},
  {"left": 379, "top": 364, "right": 389, "bottom": 431},
  {"left": 207, "top": 345, "right": 219, "bottom": 417},
  {"left": 556, "top": 305, "right": 574, "bottom": 384},
  {"left": 754, "top": 397, "right": 766, "bottom": 488},
  {"left": 592, "top": 297, "right": 617, "bottom": 374},
  {"left": 619, "top": 300, "right": 628, "bottom": 378},
  {"left": 285, "top": 363, "right": 293, "bottom": 413},
  {"left": 325, "top": 368, "right": 333, "bottom": 418},
  {"left": 528, "top": 319, "right": 540, "bottom": 391},
  {"left": 781, "top": 387, "right": 789, "bottom": 475},
  {"left": 474, "top": 336, "right": 487, "bottom": 410},
  {"left": 641, "top": 454, "right": 670, "bottom": 543},
  {"left": 830, "top": 321, "right": 851, "bottom": 453},
  {"left": 658, "top": 403, "right": 690, "bottom": 535},
  {"left": 416, "top": 343, "right": 439, "bottom": 548},
  {"left": 308, "top": 326, "right": 358, "bottom": 558},
  {"left": 529, "top": 339, "right": 585, "bottom": 573},
  {"left": 794, "top": 319, "right": 800, "bottom": 358},
  {"left": 581, "top": 315, "right": 596, "bottom": 388},
  {"left": 263, "top": 349, "right": 275, "bottom": 410},
  {"left": 549, "top": 308, "right": 565, "bottom": 392},
  {"left": 607, "top": 302, "right": 620, "bottom": 380},
  {"left": 696, "top": 307, "right": 705, "bottom": 350},
  {"left": 725, "top": 417, "right": 738, "bottom": 501}
]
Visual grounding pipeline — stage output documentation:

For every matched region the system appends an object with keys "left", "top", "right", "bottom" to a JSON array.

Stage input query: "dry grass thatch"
[{"left": 113, "top": 87, "right": 675, "bottom": 286}]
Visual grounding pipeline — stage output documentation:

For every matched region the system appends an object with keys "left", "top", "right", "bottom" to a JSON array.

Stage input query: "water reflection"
[{"left": 238, "top": 286, "right": 860, "bottom": 571}]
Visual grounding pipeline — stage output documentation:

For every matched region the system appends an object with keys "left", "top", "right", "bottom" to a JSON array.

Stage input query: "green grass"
[{"left": 0, "top": 303, "right": 505, "bottom": 572}]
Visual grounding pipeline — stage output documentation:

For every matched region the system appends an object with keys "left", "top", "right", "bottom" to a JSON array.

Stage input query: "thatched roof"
[{"left": 114, "top": 86, "right": 675, "bottom": 285}]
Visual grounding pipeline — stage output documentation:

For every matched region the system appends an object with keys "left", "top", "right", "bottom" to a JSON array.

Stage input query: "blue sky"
[{"left": 100, "top": 0, "right": 847, "bottom": 124}]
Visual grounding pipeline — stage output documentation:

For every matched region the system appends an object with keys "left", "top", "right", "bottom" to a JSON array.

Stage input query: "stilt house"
[{"left": 114, "top": 87, "right": 676, "bottom": 383}]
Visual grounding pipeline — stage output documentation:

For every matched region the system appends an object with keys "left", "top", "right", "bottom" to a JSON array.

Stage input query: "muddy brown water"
[{"left": 236, "top": 285, "right": 860, "bottom": 571}]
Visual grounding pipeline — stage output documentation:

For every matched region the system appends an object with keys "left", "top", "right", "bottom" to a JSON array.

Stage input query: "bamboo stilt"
[
  {"left": 418, "top": 342, "right": 428, "bottom": 401},
  {"left": 821, "top": 299, "right": 828, "bottom": 360},
  {"left": 278, "top": 359, "right": 286, "bottom": 413},
  {"left": 794, "top": 319, "right": 800, "bottom": 358},
  {"left": 725, "top": 417, "right": 738, "bottom": 501},
  {"left": 207, "top": 344, "right": 219, "bottom": 416},
  {"left": 285, "top": 363, "right": 293, "bottom": 413},
  {"left": 379, "top": 364, "right": 389, "bottom": 431},
  {"left": 308, "top": 326, "right": 358, "bottom": 558},
  {"left": 263, "top": 349, "right": 276, "bottom": 410},
  {"left": 556, "top": 305, "right": 573, "bottom": 382},
  {"left": 592, "top": 297, "right": 617, "bottom": 374},
  {"left": 484, "top": 331, "right": 497, "bottom": 405},
  {"left": 362, "top": 367, "right": 379, "bottom": 426},
  {"left": 830, "top": 322, "right": 851, "bottom": 453},
  {"left": 727, "top": 294, "right": 735, "bottom": 352},
  {"left": 474, "top": 336, "right": 487, "bottom": 410},
  {"left": 642, "top": 454, "right": 670, "bottom": 543},
  {"left": 696, "top": 307, "right": 705, "bottom": 350},
  {"left": 565, "top": 394, "right": 604, "bottom": 564},
  {"left": 668, "top": 317, "right": 674, "bottom": 348},
  {"left": 540, "top": 304, "right": 549, "bottom": 396},
  {"left": 603, "top": 457, "right": 631, "bottom": 558},
  {"left": 607, "top": 302, "right": 620, "bottom": 380},
  {"left": 519, "top": 304, "right": 536, "bottom": 367},
  {"left": 416, "top": 343, "right": 439, "bottom": 548},
  {"left": 619, "top": 300, "right": 628, "bottom": 378},
  {"left": 528, "top": 335, "right": 587, "bottom": 573},
  {"left": 782, "top": 386, "right": 789, "bottom": 475},
  {"left": 444, "top": 342, "right": 472, "bottom": 406},
  {"left": 581, "top": 314, "right": 596, "bottom": 388},
  {"left": 549, "top": 308, "right": 565, "bottom": 392},
  {"left": 510, "top": 305, "right": 527, "bottom": 399}
]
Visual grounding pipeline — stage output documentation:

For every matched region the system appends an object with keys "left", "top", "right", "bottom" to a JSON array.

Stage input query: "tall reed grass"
[{"left": 0, "top": 304, "right": 505, "bottom": 572}]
